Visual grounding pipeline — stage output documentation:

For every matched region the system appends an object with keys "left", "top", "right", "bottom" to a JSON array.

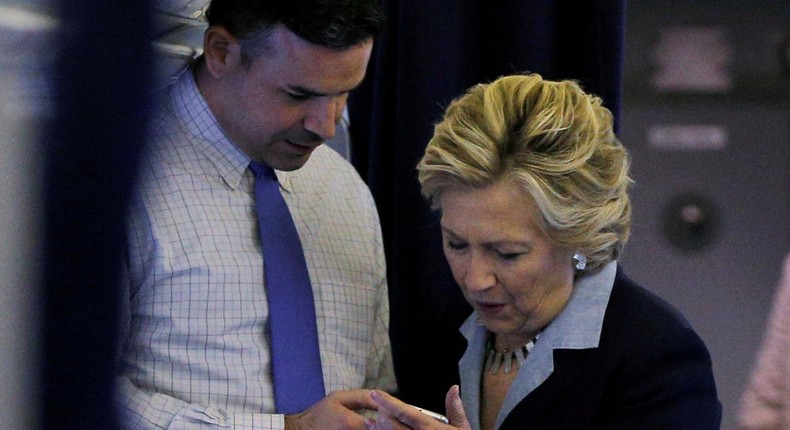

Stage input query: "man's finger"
[
  {"left": 370, "top": 390, "right": 433, "bottom": 427},
  {"left": 332, "top": 388, "right": 380, "bottom": 411}
]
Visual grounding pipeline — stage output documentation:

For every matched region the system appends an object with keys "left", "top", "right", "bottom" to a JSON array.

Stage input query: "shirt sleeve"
[
  {"left": 360, "top": 190, "right": 397, "bottom": 395},
  {"left": 115, "top": 377, "right": 284, "bottom": 430},
  {"left": 365, "top": 275, "right": 397, "bottom": 393},
  {"left": 737, "top": 254, "right": 790, "bottom": 429},
  {"left": 115, "top": 261, "right": 285, "bottom": 430}
]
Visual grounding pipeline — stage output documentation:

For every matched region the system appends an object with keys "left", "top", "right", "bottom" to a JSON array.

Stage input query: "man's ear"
[{"left": 203, "top": 26, "right": 241, "bottom": 78}]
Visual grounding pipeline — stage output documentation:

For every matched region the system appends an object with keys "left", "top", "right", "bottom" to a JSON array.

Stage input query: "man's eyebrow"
[
  {"left": 286, "top": 83, "right": 359, "bottom": 97},
  {"left": 286, "top": 85, "right": 324, "bottom": 97}
]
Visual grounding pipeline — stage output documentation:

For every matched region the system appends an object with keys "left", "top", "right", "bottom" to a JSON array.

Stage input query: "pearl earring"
[{"left": 573, "top": 252, "right": 587, "bottom": 271}]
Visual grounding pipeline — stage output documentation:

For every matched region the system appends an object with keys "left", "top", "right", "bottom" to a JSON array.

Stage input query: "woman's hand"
[{"left": 366, "top": 385, "right": 470, "bottom": 430}]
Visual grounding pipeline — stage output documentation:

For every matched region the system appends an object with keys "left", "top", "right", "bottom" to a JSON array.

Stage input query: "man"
[{"left": 116, "top": 1, "right": 396, "bottom": 429}]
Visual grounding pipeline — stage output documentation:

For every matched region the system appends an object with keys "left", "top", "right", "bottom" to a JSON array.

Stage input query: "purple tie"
[{"left": 250, "top": 162, "right": 325, "bottom": 414}]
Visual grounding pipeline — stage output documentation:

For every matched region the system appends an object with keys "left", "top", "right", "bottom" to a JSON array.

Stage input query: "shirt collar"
[
  {"left": 274, "top": 170, "right": 294, "bottom": 193},
  {"left": 171, "top": 68, "right": 250, "bottom": 190},
  {"left": 173, "top": 69, "right": 297, "bottom": 194},
  {"left": 539, "top": 260, "right": 616, "bottom": 348},
  {"left": 458, "top": 261, "right": 617, "bottom": 429}
]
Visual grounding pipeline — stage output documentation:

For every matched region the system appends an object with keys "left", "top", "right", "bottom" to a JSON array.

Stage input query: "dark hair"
[{"left": 205, "top": 0, "right": 385, "bottom": 64}]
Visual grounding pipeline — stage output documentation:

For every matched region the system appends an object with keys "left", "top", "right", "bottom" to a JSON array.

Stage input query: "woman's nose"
[{"left": 463, "top": 253, "right": 496, "bottom": 292}]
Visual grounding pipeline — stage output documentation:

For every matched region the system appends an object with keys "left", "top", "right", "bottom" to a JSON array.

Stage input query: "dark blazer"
[{"left": 499, "top": 266, "right": 722, "bottom": 430}]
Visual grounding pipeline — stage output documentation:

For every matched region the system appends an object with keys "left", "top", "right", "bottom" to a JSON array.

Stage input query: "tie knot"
[{"left": 250, "top": 161, "right": 277, "bottom": 182}]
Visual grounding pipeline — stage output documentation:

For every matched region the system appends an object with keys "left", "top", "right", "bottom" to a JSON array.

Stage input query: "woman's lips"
[{"left": 475, "top": 301, "right": 505, "bottom": 315}]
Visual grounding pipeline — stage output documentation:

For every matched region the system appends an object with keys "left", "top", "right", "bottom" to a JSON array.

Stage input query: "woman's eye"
[
  {"left": 496, "top": 251, "right": 522, "bottom": 261},
  {"left": 446, "top": 241, "right": 466, "bottom": 251}
]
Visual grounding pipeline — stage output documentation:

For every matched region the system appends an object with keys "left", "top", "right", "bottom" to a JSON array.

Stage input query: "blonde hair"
[{"left": 417, "top": 73, "right": 632, "bottom": 273}]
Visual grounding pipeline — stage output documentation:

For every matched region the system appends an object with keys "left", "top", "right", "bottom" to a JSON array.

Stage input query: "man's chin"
[
  {"left": 252, "top": 140, "right": 322, "bottom": 171},
  {"left": 268, "top": 152, "right": 315, "bottom": 172}
]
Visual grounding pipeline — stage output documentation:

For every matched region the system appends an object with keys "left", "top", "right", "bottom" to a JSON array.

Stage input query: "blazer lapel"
[{"left": 499, "top": 349, "right": 588, "bottom": 429}]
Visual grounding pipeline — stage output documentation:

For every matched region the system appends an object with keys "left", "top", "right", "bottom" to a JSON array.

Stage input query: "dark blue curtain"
[
  {"left": 349, "top": 0, "right": 626, "bottom": 412},
  {"left": 43, "top": 1, "right": 154, "bottom": 428}
]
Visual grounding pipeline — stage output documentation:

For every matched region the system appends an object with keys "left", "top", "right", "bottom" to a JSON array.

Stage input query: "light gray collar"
[{"left": 458, "top": 261, "right": 617, "bottom": 430}]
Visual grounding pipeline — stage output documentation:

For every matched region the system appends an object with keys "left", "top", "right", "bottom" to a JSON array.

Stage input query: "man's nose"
[{"left": 304, "top": 96, "right": 345, "bottom": 141}]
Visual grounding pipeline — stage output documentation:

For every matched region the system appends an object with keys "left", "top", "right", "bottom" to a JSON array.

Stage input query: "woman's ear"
[{"left": 202, "top": 26, "right": 241, "bottom": 78}]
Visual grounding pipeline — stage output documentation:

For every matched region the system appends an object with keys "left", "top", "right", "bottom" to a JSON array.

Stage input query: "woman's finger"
[{"left": 445, "top": 385, "right": 471, "bottom": 430}]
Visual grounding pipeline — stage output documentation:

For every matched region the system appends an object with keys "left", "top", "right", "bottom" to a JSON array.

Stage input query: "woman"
[{"left": 366, "top": 74, "right": 721, "bottom": 430}]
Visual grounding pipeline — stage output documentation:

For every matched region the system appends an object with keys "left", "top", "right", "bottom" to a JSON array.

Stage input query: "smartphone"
[{"left": 411, "top": 405, "right": 450, "bottom": 424}]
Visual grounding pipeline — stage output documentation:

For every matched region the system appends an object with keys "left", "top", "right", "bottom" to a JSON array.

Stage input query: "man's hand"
[
  {"left": 365, "top": 386, "right": 470, "bottom": 430},
  {"left": 285, "top": 389, "right": 380, "bottom": 430}
]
